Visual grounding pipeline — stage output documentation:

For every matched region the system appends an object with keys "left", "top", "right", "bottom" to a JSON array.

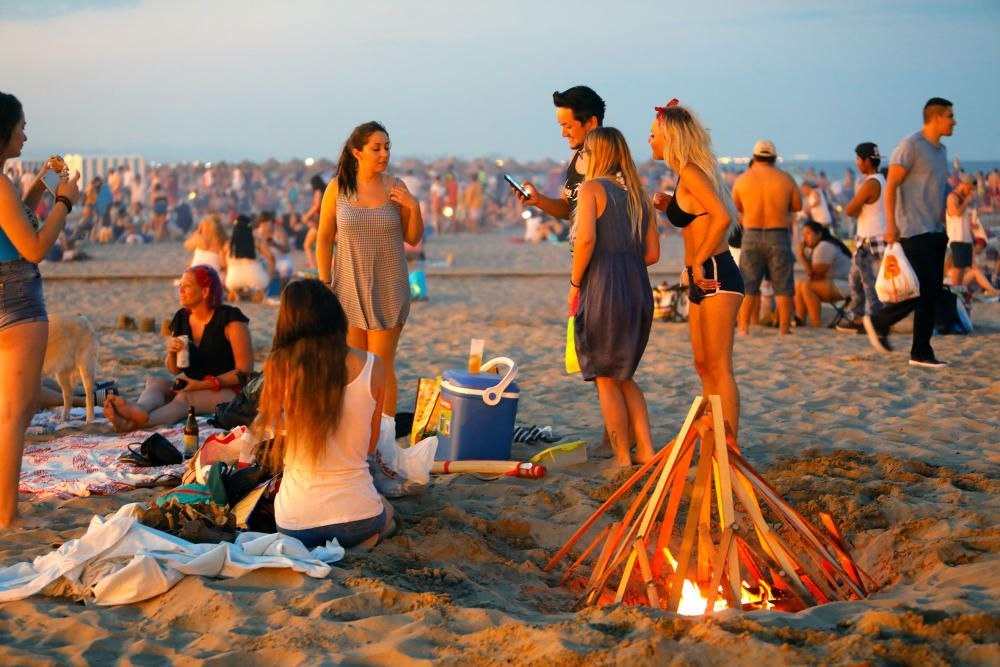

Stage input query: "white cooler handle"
[{"left": 479, "top": 356, "right": 517, "bottom": 406}]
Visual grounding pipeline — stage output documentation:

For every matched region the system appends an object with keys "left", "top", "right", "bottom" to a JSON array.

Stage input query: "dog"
[{"left": 42, "top": 314, "right": 99, "bottom": 422}]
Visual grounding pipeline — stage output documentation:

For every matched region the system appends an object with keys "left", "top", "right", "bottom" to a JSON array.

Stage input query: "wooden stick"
[
  {"left": 729, "top": 465, "right": 817, "bottom": 604},
  {"left": 733, "top": 530, "right": 815, "bottom": 609},
  {"left": 651, "top": 434, "right": 696, "bottom": 576},
  {"left": 667, "top": 431, "right": 715, "bottom": 612},
  {"left": 820, "top": 512, "right": 870, "bottom": 594},
  {"left": 709, "top": 395, "right": 743, "bottom": 605},
  {"left": 545, "top": 435, "right": 676, "bottom": 572},
  {"left": 697, "top": 449, "right": 714, "bottom": 582},
  {"left": 635, "top": 538, "right": 660, "bottom": 608},
  {"left": 704, "top": 526, "right": 734, "bottom": 614},
  {"left": 616, "top": 398, "right": 707, "bottom": 595},
  {"left": 730, "top": 453, "right": 866, "bottom": 599},
  {"left": 585, "top": 452, "right": 671, "bottom": 591},
  {"left": 569, "top": 523, "right": 611, "bottom": 588}
]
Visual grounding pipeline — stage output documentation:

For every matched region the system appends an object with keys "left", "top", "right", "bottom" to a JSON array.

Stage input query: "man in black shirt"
[{"left": 513, "top": 86, "right": 605, "bottom": 243}]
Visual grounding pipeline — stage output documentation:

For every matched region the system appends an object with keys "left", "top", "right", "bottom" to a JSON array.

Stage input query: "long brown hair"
[
  {"left": 583, "top": 127, "right": 652, "bottom": 241},
  {"left": 253, "top": 279, "right": 350, "bottom": 472},
  {"left": 336, "top": 121, "right": 388, "bottom": 199}
]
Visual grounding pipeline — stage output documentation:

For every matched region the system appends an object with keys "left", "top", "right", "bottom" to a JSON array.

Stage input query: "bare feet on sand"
[{"left": 104, "top": 395, "right": 149, "bottom": 433}]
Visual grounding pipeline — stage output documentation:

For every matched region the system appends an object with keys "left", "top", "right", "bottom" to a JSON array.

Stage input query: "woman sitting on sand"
[
  {"left": 649, "top": 100, "right": 744, "bottom": 434},
  {"left": 104, "top": 265, "right": 253, "bottom": 432},
  {"left": 184, "top": 214, "right": 228, "bottom": 274},
  {"left": 569, "top": 127, "right": 659, "bottom": 467},
  {"left": 224, "top": 214, "right": 272, "bottom": 302},
  {"left": 795, "top": 220, "right": 852, "bottom": 327},
  {"left": 254, "top": 279, "right": 396, "bottom": 549}
]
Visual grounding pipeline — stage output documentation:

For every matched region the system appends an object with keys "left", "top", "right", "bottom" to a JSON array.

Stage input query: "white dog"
[{"left": 42, "top": 314, "right": 98, "bottom": 422}]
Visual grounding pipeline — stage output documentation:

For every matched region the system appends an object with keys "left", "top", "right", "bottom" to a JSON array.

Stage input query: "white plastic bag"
[
  {"left": 369, "top": 415, "right": 438, "bottom": 497},
  {"left": 876, "top": 242, "right": 920, "bottom": 303}
]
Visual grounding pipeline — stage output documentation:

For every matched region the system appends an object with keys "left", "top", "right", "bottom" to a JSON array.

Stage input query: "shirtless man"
[{"left": 732, "top": 140, "right": 802, "bottom": 334}]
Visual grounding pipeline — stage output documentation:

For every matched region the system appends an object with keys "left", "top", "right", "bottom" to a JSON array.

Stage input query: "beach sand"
[{"left": 2, "top": 232, "right": 998, "bottom": 665}]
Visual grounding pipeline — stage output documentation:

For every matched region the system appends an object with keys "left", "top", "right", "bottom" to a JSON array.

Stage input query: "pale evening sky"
[{"left": 1, "top": 0, "right": 998, "bottom": 164}]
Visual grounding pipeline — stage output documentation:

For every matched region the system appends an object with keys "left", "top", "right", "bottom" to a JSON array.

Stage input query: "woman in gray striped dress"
[{"left": 317, "top": 121, "right": 423, "bottom": 419}]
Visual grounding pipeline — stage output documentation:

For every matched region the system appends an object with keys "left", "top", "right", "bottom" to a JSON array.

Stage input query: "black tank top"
[{"left": 666, "top": 182, "right": 706, "bottom": 228}]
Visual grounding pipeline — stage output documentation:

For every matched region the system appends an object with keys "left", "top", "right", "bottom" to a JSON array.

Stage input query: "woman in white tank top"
[{"left": 252, "top": 279, "right": 395, "bottom": 549}]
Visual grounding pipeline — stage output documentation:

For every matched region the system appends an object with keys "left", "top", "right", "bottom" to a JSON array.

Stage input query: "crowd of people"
[{"left": 1, "top": 84, "right": 997, "bottom": 540}]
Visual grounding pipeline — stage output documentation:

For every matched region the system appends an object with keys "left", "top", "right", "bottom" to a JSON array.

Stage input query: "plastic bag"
[
  {"left": 565, "top": 316, "right": 580, "bottom": 374},
  {"left": 370, "top": 415, "right": 438, "bottom": 498},
  {"left": 876, "top": 243, "right": 920, "bottom": 303}
]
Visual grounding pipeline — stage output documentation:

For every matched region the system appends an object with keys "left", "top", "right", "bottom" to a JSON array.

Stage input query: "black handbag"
[
  {"left": 209, "top": 371, "right": 264, "bottom": 430},
  {"left": 119, "top": 432, "right": 183, "bottom": 467}
]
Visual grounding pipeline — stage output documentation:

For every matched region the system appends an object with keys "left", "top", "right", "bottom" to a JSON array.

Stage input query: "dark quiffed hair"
[
  {"left": 803, "top": 220, "right": 851, "bottom": 259},
  {"left": 229, "top": 214, "right": 257, "bottom": 259},
  {"left": 755, "top": 154, "right": 776, "bottom": 165},
  {"left": 0, "top": 92, "right": 22, "bottom": 152},
  {"left": 923, "top": 97, "right": 953, "bottom": 123},
  {"left": 337, "top": 121, "right": 388, "bottom": 199},
  {"left": 552, "top": 86, "right": 606, "bottom": 126}
]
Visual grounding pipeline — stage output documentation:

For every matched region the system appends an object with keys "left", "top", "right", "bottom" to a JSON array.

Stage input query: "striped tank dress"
[{"left": 334, "top": 192, "right": 410, "bottom": 330}]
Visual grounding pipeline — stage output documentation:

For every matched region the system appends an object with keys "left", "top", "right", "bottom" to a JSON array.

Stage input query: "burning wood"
[{"left": 546, "top": 396, "right": 875, "bottom": 614}]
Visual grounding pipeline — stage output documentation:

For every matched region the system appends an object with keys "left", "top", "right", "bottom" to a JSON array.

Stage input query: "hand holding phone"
[{"left": 504, "top": 174, "right": 533, "bottom": 201}]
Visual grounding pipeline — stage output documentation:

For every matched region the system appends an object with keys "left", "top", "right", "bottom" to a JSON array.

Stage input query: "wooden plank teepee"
[{"left": 546, "top": 396, "right": 876, "bottom": 613}]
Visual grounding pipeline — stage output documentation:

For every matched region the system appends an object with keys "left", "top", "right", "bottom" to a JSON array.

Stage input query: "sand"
[{"left": 2, "top": 232, "right": 998, "bottom": 665}]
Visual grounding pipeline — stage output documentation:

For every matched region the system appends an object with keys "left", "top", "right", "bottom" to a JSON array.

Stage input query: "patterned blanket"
[{"left": 20, "top": 420, "right": 220, "bottom": 499}]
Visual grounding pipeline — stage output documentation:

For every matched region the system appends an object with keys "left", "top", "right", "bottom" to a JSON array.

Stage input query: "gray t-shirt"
[
  {"left": 889, "top": 131, "right": 948, "bottom": 237},
  {"left": 811, "top": 240, "right": 851, "bottom": 280}
]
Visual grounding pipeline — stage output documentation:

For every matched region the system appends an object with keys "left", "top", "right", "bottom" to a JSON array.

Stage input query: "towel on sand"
[{"left": 0, "top": 503, "right": 344, "bottom": 605}]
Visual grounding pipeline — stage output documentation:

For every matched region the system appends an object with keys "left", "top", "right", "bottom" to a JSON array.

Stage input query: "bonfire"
[{"left": 546, "top": 396, "right": 877, "bottom": 614}]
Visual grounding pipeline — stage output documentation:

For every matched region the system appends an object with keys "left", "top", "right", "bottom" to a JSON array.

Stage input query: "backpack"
[
  {"left": 934, "top": 287, "right": 973, "bottom": 335},
  {"left": 209, "top": 371, "right": 264, "bottom": 430}
]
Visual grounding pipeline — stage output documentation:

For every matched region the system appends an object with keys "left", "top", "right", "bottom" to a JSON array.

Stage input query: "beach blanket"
[
  {"left": 0, "top": 503, "right": 344, "bottom": 605},
  {"left": 28, "top": 407, "right": 107, "bottom": 435},
  {"left": 19, "top": 422, "right": 220, "bottom": 499}
]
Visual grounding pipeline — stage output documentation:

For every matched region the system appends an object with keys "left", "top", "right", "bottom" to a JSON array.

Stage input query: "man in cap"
[
  {"left": 732, "top": 140, "right": 803, "bottom": 334},
  {"left": 863, "top": 98, "right": 955, "bottom": 367},
  {"left": 836, "top": 142, "right": 887, "bottom": 333}
]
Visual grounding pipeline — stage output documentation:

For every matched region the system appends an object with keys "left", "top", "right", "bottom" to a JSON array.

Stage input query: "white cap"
[{"left": 753, "top": 140, "right": 777, "bottom": 158}]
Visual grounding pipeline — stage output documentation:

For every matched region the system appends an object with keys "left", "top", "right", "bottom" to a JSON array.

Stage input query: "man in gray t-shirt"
[{"left": 863, "top": 98, "right": 956, "bottom": 368}]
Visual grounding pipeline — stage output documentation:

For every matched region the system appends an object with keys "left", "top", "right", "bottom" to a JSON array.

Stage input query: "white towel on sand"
[{"left": 0, "top": 503, "right": 344, "bottom": 605}]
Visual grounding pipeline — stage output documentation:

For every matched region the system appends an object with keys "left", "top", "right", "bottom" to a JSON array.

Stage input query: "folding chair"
[{"left": 827, "top": 295, "right": 852, "bottom": 328}]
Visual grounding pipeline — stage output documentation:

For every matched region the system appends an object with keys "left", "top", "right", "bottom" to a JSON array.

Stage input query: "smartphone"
[
  {"left": 40, "top": 169, "right": 62, "bottom": 197},
  {"left": 503, "top": 173, "right": 531, "bottom": 200}
]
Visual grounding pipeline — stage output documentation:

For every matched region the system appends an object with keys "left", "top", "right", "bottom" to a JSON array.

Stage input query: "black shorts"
[
  {"left": 950, "top": 242, "right": 972, "bottom": 269},
  {"left": 686, "top": 250, "right": 745, "bottom": 305},
  {"left": 0, "top": 259, "right": 47, "bottom": 331}
]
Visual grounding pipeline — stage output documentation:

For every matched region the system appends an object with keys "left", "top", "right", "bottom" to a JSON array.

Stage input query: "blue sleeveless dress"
[{"left": 574, "top": 179, "right": 653, "bottom": 381}]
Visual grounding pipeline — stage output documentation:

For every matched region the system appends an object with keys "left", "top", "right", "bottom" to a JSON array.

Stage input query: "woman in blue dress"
[{"left": 568, "top": 127, "right": 660, "bottom": 467}]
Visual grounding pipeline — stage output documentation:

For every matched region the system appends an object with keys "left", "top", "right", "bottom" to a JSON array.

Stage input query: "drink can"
[{"left": 175, "top": 335, "right": 190, "bottom": 368}]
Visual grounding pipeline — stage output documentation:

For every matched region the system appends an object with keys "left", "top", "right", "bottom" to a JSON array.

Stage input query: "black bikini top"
[{"left": 666, "top": 181, "right": 706, "bottom": 228}]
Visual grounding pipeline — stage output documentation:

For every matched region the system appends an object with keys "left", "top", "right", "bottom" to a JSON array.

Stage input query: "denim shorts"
[
  {"left": 0, "top": 259, "right": 47, "bottom": 332},
  {"left": 686, "top": 250, "right": 745, "bottom": 305},
  {"left": 278, "top": 506, "right": 388, "bottom": 549},
  {"left": 739, "top": 228, "right": 795, "bottom": 297}
]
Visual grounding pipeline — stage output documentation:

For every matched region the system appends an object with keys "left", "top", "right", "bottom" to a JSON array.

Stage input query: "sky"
[{"left": 2, "top": 0, "right": 999, "bottom": 164}]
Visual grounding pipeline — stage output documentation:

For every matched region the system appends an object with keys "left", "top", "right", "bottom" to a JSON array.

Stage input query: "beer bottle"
[{"left": 183, "top": 406, "right": 199, "bottom": 458}]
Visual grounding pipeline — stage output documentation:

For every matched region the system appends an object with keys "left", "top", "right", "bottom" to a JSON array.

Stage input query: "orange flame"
[{"left": 662, "top": 548, "right": 774, "bottom": 615}]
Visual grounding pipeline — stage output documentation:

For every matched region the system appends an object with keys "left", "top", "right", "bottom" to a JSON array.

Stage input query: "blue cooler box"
[{"left": 435, "top": 357, "right": 519, "bottom": 461}]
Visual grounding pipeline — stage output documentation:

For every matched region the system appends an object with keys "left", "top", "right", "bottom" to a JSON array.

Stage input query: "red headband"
[{"left": 655, "top": 98, "right": 679, "bottom": 120}]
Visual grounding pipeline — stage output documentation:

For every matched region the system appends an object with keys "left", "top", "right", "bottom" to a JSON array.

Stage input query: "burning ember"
[
  {"left": 546, "top": 396, "right": 876, "bottom": 615},
  {"left": 662, "top": 549, "right": 774, "bottom": 615}
]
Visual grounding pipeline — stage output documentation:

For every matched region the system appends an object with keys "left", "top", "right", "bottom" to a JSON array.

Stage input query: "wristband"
[
  {"left": 205, "top": 375, "right": 221, "bottom": 391},
  {"left": 55, "top": 196, "right": 73, "bottom": 214}
]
